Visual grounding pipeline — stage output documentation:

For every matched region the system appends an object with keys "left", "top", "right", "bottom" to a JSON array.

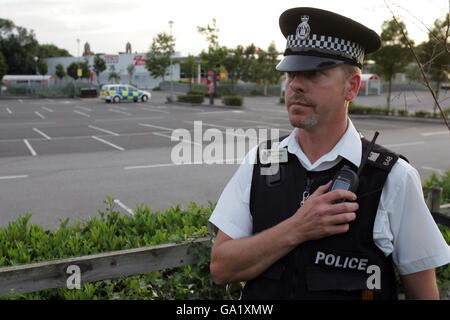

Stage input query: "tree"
[
  {"left": 145, "top": 32, "right": 175, "bottom": 81},
  {"left": 38, "top": 44, "right": 71, "bottom": 58},
  {"left": 249, "top": 42, "right": 281, "bottom": 96},
  {"left": 0, "top": 51, "right": 7, "bottom": 82},
  {"left": 197, "top": 18, "right": 220, "bottom": 49},
  {"left": 127, "top": 64, "right": 135, "bottom": 85},
  {"left": 0, "top": 18, "right": 39, "bottom": 75},
  {"left": 37, "top": 59, "right": 48, "bottom": 75},
  {"left": 368, "top": 19, "right": 414, "bottom": 111},
  {"left": 416, "top": 15, "right": 450, "bottom": 116},
  {"left": 239, "top": 44, "right": 258, "bottom": 83},
  {"left": 55, "top": 63, "right": 65, "bottom": 83},
  {"left": 108, "top": 65, "right": 120, "bottom": 83},
  {"left": 93, "top": 54, "right": 106, "bottom": 85},
  {"left": 67, "top": 61, "right": 90, "bottom": 80},
  {"left": 181, "top": 55, "right": 198, "bottom": 89},
  {"left": 222, "top": 46, "right": 243, "bottom": 90},
  {"left": 197, "top": 18, "right": 228, "bottom": 94}
]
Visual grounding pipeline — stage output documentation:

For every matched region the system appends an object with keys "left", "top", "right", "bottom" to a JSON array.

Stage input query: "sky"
[{"left": 1, "top": 0, "right": 448, "bottom": 57}]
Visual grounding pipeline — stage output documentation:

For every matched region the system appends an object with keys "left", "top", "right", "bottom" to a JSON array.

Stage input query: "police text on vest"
[{"left": 314, "top": 251, "right": 381, "bottom": 289}]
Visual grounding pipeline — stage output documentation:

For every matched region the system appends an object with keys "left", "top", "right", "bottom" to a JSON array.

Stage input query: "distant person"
[{"left": 208, "top": 7, "right": 450, "bottom": 300}]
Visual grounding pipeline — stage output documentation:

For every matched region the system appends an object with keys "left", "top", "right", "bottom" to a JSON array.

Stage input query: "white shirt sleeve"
[
  {"left": 374, "top": 159, "right": 450, "bottom": 275},
  {"left": 208, "top": 146, "right": 257, "bottom": 239}
]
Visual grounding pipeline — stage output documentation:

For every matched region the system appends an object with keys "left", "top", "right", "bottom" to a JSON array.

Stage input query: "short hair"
[{"left": 340, "top": 63, "right": 361, "bottom": 79}]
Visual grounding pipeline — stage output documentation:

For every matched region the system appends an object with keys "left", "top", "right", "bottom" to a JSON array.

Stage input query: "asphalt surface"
[{"left": 0, "top": 91, "right": 449, "bottom": 229}]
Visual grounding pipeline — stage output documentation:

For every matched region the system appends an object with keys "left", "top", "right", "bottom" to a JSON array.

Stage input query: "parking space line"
[
  {"left": 88, "top": 125, "right": 120, "bottom": 136},
  {"left": 35, "top": 111, "right": 46, "bottom": 119},
  {"left": 111, "top": 106, "right": 129, "bottom": 111},
  {"left": 140, "top": 107, "right": 170, "bottom": 114},
  {"left": 0, "top": 174, "right": 29, "bottom": 180},
  {"left": 184, "top": 121, "right": 231, "bottom": 129},
  {"left": 75, "top": 106, "right": 92, "bottom": 112},
  {"left": 114, "top": 199, "right": 134, "bottom": 215},
  {"left": 23, "top": 139, "right": 37, "bottom": 156},
  {"left": 33, "top": 128, "right": 51, "bottom": 140},
  {"left": 152, "top": 132, "right": 202, "bottom": 146},
  {"left": 91, "top": 135, "right": 124, "bottom": 151},
  {"left": 139, "top": 123, "right": 173, "bottom": 131},
  {"left": 421, "top": 131, "right": 448, "bottom": 136},
  {"left": 108, "top": 109, "right": 132, "bottom": 116},
  {"left": 224, "top": 118, "right": 283, "bottom": 127},
  {"left": 74, "top": 110, "right": 91, "bottom": 118},
  {"left": 6, "top": 108, "right": 12, "bottom": 114},
  {"left": 41, "top": 107, "right": 54, "bottom": 112},
  {"left": 0, "top": 121, "right": 56, "bottom": 127},
  {"left": 421, "top": 166, "right": 445, "bottom": 175},
  {"left": 95, "top": 116, "right": 165, "bottom": 123},
  {"left": 385, "top": 141, "right": 425, "bottom": 148}
]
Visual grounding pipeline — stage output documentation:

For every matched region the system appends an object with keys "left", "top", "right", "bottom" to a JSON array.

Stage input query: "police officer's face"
[{"left": 285, "top": 66, "right": 349, "bottom": 130}]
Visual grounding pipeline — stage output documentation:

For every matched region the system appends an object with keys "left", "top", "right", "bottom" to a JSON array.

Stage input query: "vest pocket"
[{"left": 305, "top": 266, "right": 369, "bottom": 292}]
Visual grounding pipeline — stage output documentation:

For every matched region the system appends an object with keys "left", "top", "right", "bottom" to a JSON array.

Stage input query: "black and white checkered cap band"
[{"left": 286, "top": 34, "right": 365, "bottom": 65}]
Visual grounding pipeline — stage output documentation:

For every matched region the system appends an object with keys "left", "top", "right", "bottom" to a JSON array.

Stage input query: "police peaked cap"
[{"left": 276, "top": 7, "right": 381, "bottom": 72}]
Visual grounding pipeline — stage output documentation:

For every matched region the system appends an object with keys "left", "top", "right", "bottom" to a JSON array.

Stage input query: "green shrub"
[
  {"left": 396, "top": 110, "right": 409, "bottom": 117},
  {"left": 414, "top": 110, "right": 432, "bottom": 118},
  {"left": 422, "top": 171, "right": 450, "bottom": 291},
  {"left": 222, "top": 95, "right": 243, "bottom": 107},
  {"left": 0, "top": 197, "right": 230, "bottom": 300},
  {"left": 348, "top": 103, "right": 390, "bottom": 115},
  {"left": 177, "top": 94, "right": 204, "bottom": 104},
  {"left": 187, "top": 89, "right": 208, "bottom": 96},
  {"left": 423, "top": 170, "right": 450, "bottom": 205}
]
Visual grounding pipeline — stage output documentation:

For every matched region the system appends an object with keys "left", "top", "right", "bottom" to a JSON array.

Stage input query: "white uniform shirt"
[{"left": 209, "top": 119, "right": 450, "bottom": 275}]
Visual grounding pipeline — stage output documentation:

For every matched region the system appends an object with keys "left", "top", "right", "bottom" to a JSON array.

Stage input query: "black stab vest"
[{"left": 241, "top": 137, "right": 404, "bottom": 300}]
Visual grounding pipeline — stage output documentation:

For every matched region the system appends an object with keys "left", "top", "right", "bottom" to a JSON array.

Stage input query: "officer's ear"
[{"left": 344, "top": 71, "right": 361, "bottom": 102}]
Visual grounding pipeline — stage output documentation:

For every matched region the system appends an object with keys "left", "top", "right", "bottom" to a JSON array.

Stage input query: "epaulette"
[{"left": 361, "top": 137, "right": 409, "bottom": 172}]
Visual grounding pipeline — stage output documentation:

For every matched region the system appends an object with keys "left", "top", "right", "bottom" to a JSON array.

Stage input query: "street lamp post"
[
  {"left": 34, "top": 56, "right": 38, "bottom": 75},
  {"left": 169, "top": 20, "right": 174, "bottom": 102}
]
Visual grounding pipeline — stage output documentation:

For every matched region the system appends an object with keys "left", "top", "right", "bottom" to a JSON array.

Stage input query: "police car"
[{"left": 100, "top": 84, "right": 151, "bottom": 103}]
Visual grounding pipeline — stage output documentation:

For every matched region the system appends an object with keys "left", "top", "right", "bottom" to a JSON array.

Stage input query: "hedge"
[
  {"left": 177, "top": 94, "right": 204, "bottom": 104},
  {"left": 222, "top": 95, "right": 243, "bottom": 107},
  {"left": 0, "top": 196, "right": 235, "bottom": 300}
]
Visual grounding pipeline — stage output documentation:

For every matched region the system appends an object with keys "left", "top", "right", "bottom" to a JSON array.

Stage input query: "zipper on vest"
[{"left": 300, "top": 175, "right": 312, "bottom": 207}]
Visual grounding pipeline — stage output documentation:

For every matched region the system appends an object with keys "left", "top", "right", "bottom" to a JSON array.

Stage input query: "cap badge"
[{"left": 296, "top": 15, "right": 310, "bottom": 40}]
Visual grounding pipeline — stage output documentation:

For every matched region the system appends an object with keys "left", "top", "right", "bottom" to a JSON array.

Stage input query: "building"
[{"left": 44, "top": 51, "right": 181, "bottom": 90}]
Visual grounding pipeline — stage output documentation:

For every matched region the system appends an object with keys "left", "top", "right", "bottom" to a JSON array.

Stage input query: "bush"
[
  {"left": 422, "top": 171, "right": 450, "bottom": 291},
  {"left": 348, "top": 103, "right": 390, "bottom": 115},
  {"left": 222, "top": 95, "right": 243, "bottom": 107},
  {"left": 177, "top": 94, "right": 204, "bottom": 104},
  {"left": 414, "top": 110, "right": 432, "bottom": 118},
  {"left": 187, "top": 89, "right": 208, "bottom": 96},
  {"left": 0, "top": 197, "right": 231, "bottom": 300},
  {"left": 396, "top": 110, "right": 409, "bottom": 117},
  {"left": 423, "top": 170, "right": 450, "bottom": 205}
]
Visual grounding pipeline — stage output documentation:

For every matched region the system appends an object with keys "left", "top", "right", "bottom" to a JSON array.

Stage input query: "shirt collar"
[{"left": 279, "top": 118, "right": 362, "bottom": 171}]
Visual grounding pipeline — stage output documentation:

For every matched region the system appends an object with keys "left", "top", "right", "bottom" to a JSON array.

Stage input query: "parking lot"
[{"left": 0, "top": 91, "right": 449, "bottom": 229}]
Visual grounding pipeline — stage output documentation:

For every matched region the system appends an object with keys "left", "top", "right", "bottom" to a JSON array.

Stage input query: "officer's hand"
[{"left": 290, "top": 181, "right": 358, "bottom": 243}]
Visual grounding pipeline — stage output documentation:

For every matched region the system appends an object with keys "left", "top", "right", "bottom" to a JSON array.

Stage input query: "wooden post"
[{"left": 427, "top": 186, "right": 443, "bottom": 213}]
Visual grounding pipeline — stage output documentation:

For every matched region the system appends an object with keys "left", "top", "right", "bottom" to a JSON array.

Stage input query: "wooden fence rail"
[
  {"left": 0, "top": 237, "right": 210, "bottom": 295},
  {"left": 0, "top": 189, "right": 448, "bottom": 296}
]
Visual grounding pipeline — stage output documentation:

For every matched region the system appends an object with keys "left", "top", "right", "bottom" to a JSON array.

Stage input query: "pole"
[{"left": 169, "top": 20, "right": 174, "bottom": 102}]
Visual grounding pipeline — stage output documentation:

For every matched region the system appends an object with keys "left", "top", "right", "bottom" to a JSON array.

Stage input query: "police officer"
[{"left": 209, "top": 7, "right": 450, "bottom": 300}]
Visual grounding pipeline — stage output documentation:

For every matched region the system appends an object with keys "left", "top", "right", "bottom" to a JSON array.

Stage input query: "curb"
[
  {"left": 165, "top": 101, "right": 245, "bottom": 110},
  {"left": 349, "top": 114, "right": 447, "bottom": 125}
]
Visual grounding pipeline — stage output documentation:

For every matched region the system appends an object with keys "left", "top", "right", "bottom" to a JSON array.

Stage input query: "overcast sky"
[{"left": 1, "top": 0, "right": 448, "bottom": 57}]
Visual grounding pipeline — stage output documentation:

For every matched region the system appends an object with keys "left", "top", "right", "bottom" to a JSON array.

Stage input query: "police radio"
[{"left": 329, "top": 131, "right": 379, "bottom": 202}]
